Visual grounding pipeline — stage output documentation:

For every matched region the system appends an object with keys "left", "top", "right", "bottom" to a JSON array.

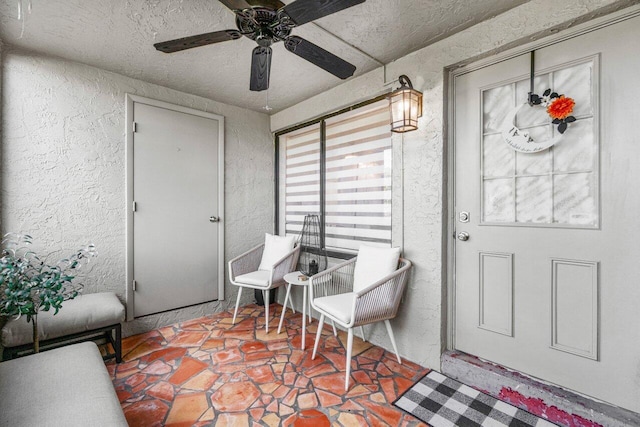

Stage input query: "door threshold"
[
  {"left": 441, "top": 351, "right": 640, "bottom": 427},
  {"left": 134, "top": 299, "right": 218, "bottom": 319}
]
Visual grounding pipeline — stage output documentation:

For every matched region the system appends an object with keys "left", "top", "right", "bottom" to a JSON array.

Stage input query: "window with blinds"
[
  {"left": 324, "top": 100, "right": 392, "bottom": 251},
  {"left": 277, "top": 99, "right": 392, "bottom": 255},
  {"left": 278, "top": 123, "right": 321, "bottom": 238}
]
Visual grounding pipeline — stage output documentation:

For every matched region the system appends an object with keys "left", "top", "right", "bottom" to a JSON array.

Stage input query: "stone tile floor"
[{"left": 107, "top": 303, "right": 429, "bottom": 426}]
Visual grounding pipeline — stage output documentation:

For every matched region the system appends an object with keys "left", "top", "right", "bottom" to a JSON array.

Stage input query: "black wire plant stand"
[
  {"left": 297, "top": 214, "right": 327, "bottom": 277},
  {"left": 255, "top": 214, "right": 328, "bottom": 305}
]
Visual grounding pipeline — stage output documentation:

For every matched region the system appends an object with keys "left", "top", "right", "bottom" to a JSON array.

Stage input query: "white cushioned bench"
[
  {"left": 1, "top": 292, "right": 125, "bottom": 362},
  {"left": 0, "top": 342, "right": 127, "bottom": 426}
]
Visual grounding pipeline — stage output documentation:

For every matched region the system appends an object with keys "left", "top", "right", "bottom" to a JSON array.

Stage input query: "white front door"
[
  {"left": 453, "top": 16, "right": 640, "bottom": 412},
  {"left": 130, "top": 98, "right": 224, "bottom": 317}
]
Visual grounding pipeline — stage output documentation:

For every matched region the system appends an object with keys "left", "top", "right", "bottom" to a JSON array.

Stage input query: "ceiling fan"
[{"left": 154, "top": 0, "right": 365, "bottom": 91}]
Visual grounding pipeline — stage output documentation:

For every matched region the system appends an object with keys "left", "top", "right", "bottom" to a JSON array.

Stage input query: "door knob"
[
  {"left": 209, "top": 216, "right": 220, "bottom": 223},
  {"left": 457, "top": 231, "right": 469, "bottom": 241}
]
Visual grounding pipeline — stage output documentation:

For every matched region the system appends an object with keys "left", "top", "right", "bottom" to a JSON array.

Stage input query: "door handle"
[
  {"left": 209, "top": 216, "right": 220, "bottom": 223},
  {"left": 457, "top": 231, "right": 469, "bottom": 241}
]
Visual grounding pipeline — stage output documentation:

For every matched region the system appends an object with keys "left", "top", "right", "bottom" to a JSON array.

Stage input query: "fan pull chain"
[
  {"left": 263, "top": 49, "right": 272, "bottom": 112},
  {"left": 263, "top": 89, "right": 273, "bottom": 112},
  {"left": 17, "top": 0, "right": 32, "bottom": 39}
]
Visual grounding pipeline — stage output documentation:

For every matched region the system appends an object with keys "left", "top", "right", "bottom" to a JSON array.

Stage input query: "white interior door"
[
  {"left": 131, "top": 99, "right": 223, "bottom": 317},
  {"left": 453, "top": 16, "right": 640, "bottom": 412}
]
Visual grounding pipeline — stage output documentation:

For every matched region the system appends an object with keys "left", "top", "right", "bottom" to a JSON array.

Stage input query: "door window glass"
[{"left": 480, "top": 59, "right": 598, "bottom": 227}]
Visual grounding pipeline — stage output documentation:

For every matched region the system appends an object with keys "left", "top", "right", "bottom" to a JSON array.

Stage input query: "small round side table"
[{"left": 278, "top": 271, "right": 313, "bottom": 349}]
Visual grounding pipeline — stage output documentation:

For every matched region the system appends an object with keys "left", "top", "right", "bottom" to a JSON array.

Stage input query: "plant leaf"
[
  {"left": 558, "top": 122, "right": 568, "bottom": 134},
  {"left": 543, "top": 89, "right": 551, "bottom": 96},
  {"left": 0, "top": 234, "right": 91, "bottom": 320},
  {"left": 565, "top": 116, "right": 576, "bottom": 123},
  {"left": 552, "top": 118, "right": 561, "bottom": 124}
]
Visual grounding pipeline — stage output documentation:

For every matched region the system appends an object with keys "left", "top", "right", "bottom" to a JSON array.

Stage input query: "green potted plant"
[{"left": 0, "top": 233, "right": 96, "bottom": 353}]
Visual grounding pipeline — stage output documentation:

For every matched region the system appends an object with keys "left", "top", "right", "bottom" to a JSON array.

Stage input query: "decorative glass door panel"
[{"left": 480, "top": 58, "right": 599, "bottom": 227}]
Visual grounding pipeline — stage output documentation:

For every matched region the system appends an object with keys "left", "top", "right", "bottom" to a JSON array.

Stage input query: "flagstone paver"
[
  {"left": 165, "top": 392, "right": 209, "bottom": 426},
  {"left": 109, "top": 304, "right": 429, "bottom": 426}
]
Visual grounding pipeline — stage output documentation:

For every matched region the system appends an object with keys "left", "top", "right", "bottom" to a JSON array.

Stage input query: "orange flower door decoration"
[{"left": 501, "top": 88, "right": 577, "bottom": 153}]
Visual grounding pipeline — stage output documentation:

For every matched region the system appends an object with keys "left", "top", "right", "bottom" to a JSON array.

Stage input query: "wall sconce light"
[{"left": 389, "top": 75, "right": 423, "bottom": 133}]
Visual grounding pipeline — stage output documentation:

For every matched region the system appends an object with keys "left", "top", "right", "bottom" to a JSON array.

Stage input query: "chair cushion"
[
  {"left": 314, "top": 292, "right": 356, "bottom": 324},
  {"left": 0, "top": 342, "right": 128, "bottom": 426},
  {"left": 352, "top": 245, "right": 401, "bottom": 293},
  {"left": 1, "top": 292, "right": 125, "bottom": 348},
  {"left": 258, "top": 233, "right": 296, "bottom": 271},
  {"left": 235, "top": 270, "right": 272, "bottom": 287}
]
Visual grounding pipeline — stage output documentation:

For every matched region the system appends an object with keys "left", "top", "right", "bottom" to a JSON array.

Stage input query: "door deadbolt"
[
  {"left": 209, "top": 216, "right": 220, "bottom": 223},
  {"left": 457, "top": 231, "right": 470, "bottom": 241},
  {"left": 459, "top": 211, "right": 470, "bottom": 223}
]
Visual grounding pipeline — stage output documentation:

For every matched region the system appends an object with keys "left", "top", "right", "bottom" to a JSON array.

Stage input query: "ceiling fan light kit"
[
  {"left": 389, "top": 75, "right": 423, "bottom": 133},
  {"left": 154, "top": 0, "right": 366, "bottom": 91}
]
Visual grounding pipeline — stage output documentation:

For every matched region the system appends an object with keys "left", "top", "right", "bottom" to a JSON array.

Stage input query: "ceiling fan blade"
[
  {"left": 285, "top": 36, "right": 355, "bottom": 79},
  {"left": 246, "top": 0, "right": 286, "bottom": 9},
  {"left": 250, "top": 46, "right": 272, "bottom": 91},
  {"left": 154, "top": 30, "right": 242, "bottom": 53},
  {"left": 281, "top": 0, "right": 365, "bottom": 26},
  {"left": 218, "top": 0, "right": 253, "bottom": 11}
]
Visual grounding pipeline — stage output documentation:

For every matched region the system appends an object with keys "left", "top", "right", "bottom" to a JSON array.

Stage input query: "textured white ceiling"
[{"left": 0, "top": 0, "right": 528, "bottom": 112}]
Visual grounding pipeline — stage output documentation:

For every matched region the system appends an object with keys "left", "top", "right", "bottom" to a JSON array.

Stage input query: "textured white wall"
[
  {"left": 271, "top": 0, "right": 634, "bottom": 369},
  {"left": 1, "top": 49, "right": 273, "bottom": 336}
]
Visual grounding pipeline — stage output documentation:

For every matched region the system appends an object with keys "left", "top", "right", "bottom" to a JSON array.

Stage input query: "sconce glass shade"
[{"left": 389, "top": 75, "right": 423, "bottom": 133}]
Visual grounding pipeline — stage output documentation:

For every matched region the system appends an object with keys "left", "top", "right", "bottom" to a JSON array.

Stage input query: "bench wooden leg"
[
  {"left": 3, "top": 347, "right": 17, "bottom": 361},
  {"left": 105, "top": 323, "right": 123, "bottom": 363},
  {"left": 114, "top": 323, "right": 122, "bottom": 363}
]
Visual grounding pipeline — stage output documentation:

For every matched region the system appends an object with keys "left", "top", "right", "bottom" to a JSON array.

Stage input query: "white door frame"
[
  {"left": 125, "top": 94, "right": 225, "bottom": 322},
  {"left": 445, "top": 5, "right": 640, "bottom": 350}
]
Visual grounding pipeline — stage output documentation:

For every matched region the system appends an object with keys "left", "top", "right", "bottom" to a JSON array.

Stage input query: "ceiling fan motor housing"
[{"left": 236, "top": 7, "right": 292, "bottom": 46}]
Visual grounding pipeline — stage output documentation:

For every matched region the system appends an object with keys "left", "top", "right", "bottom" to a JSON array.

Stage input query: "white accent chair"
[
  {"left": 310, "top": 246, "right": 412, "bottom": 390},
  {"left": 229, "top": 234, "right": 300, "bottom": 333}
]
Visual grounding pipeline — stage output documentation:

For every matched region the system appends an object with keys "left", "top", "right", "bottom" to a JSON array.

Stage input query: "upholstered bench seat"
[
  {"left": 1, "top": 292, "right": 125, "bottom": 361},
  {"left": 0, "top": 342, "right": 128, "bottom": 426}
]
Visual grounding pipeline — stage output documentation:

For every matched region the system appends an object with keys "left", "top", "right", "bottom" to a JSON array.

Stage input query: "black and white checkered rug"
[{"left": 394, "top": 371, "right": 558, "bottom": 427}]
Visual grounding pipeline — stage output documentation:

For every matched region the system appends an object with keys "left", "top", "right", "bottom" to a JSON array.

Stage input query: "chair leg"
[
  {"left": 264, "top": 290, "right": 270, "bottom": 334},
  {"left": 312, "top": 314, "right": 325, "bottom": 360},
  {"left": 232, "top": 287, "right": 243, "bottom": 325},
  {"left": 331, "top": 320, "right": 337, "bottom": 336},
  {"left": 359, "top": 326, "right": 366, "bottom": 342},
  {"left": 345, "top": 328, "right": 354, "bottom": 391},
  {"left": 384, "top": 319, "right": 401, "bottom": 364},
  {"left": 278, "top": 283, "right": 292, "bottom": 334}
]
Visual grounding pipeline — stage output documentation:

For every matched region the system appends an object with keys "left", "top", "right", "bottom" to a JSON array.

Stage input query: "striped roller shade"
[
  {"left": 324, "top": 100, "right": 392, "bottom": 251},
  {"left": 279, "top": 123, "right": 321, "bottom": 239},
  {"left": 278, "top": 99, "right": 393, "bottom": 252}
]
